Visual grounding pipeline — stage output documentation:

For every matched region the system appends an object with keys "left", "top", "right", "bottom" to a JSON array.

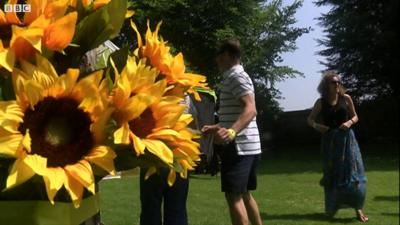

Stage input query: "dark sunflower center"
[
  {"left": 19, "top": 97, "right": 94, "bottom": 167},
  {"left": 129, "top": 108, "right": 156, "bottom": 138},
  {"left": 0, "top": 25, "right": 12, "bottom": 47}
]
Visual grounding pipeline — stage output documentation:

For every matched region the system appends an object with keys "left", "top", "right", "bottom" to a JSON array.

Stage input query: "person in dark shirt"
[{"left": 307, "top": 71, "right": 368, "bottom": 223}]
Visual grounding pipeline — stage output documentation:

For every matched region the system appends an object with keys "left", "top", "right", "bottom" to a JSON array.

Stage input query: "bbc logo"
[{"left": 3, "top": 4, "right": 31, "bottom": 12}]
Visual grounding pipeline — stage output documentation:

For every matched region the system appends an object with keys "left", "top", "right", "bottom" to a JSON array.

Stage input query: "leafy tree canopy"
[
  {"left": 114, "top": 0, "right": 309, "bottom": 127},
  {"left": 315, "top": 0, "right": 399, "bottom": 102}
]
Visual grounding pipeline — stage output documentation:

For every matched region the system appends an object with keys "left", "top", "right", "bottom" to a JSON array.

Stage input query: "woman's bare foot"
[{"left": 356, "top": 209, "right": 369, "bottom": 223}]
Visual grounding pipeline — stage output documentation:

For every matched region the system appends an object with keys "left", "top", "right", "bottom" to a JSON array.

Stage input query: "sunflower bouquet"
[{"left": 0, "top": 0, "right": 205, "bottom": 224}]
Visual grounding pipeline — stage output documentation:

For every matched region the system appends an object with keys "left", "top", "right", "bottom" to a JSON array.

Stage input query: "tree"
[
  {"left": 114, "top": 0, "right": 309, "bottom": 131},
  {"left": 315, "top": 0, "right": 399, "bottom": 102}
]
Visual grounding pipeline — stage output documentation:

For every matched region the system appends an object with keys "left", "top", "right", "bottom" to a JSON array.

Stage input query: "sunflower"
[
  {"left": 113, "top": 94, "right": 199, "bottom": 185},
  {"left": 131, "top": 21, "right": 208, "bottom": 100},
  {"left": 0, "top": 54, "right": 115, "bottom": 207},
  {"left": 0, "top": 0, "right": 77, "bottom": 71},
  {"left": 165, "top": 113, "right": 200, "bottom": 185},
  {"left": 109, "top": 55, "right": 200, "bottom": 183}
]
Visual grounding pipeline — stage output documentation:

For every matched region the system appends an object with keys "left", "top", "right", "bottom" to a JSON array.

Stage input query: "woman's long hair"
[{"left": 317, "top": 71, "right": 346, "bottom": 98}]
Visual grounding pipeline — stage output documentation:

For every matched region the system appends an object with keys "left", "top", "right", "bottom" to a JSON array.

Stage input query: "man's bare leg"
[
  {"left": 225, "top": 193, "right": 249, "bottom": 225},
  {"left": 243, "top": 192, "right": 263, "bottom": 225}
]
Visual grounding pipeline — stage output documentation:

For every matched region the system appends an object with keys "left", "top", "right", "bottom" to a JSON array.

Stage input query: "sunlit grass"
[{"left": 99, "top": 144, "right": 399, "bottom": 225}]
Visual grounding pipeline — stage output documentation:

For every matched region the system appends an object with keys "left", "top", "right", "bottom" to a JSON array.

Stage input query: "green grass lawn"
[{"left": 99, "top": 143, "right": 399, "bottom": 225}]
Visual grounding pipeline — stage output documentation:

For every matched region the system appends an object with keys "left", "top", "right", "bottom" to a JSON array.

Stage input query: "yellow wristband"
[{"left": 228, "top": 128, "right": 236, "bottom": 139}]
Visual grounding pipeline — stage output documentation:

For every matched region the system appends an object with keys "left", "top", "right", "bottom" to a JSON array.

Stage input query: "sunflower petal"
[
  {"left": 123, "top": 94, "right": 155, "bottom": 122},
  {"left": 113, "top": 123, "right": 131, "bottom": 145},
  {"left": 146, "top": 129, "right": 179, "bottom": 141},
  {"left": 85, "top": 146, "right": 116, "bottom": 175},
  {"left": 0, "top": 101, "right": 23, "bottom": 133},
  {"left": 5, "top": 158, "right": 34, "bottom": 190},
  {"left": 23, "top": 153, "right": 47, "bottom": 175},
  {"left": 0, "top": 134, "right": 22, "bottom": 157},
  {"left": 142, "top": 139, "right": 173, "bottom": 165},
  {"left": 21, "top": 131, "right": 31, "bottom": 153},
  {"left": 43, "top": 12, "right": 77, "bottom": 51},
  {"left": 64, "top": 174, "right": 84, "bottom": 208},
  {"left": 130, "top": 20, "right": 142, "bottom": 48},
  {"left": 131, "top": 133, "right": 145, "bottom": 155},
  {"left": 43, "top": 167, "right": 67, "bottom": 204},
  {"left": 10, "top": 25, "right": 43, "bottom": 54},
  {"left": 0, "top": 48, "right": 16, "bottom": 72},
  {"left": 64, "top": 160, "right": 95, "bottom": 194},
  {"left": 92, "top": 108, "right": 114, "bottom": 143},
  {"left": 144, "top": 166, "right": 156, "bottom": 180},
  {"left": 5, "top": 154, "right": 47, "bottom": 189},
  {"left": 167, "top": 169, "right": 176, "bottom": 186},
  {"left": 24, "top": 80, "right": 44, "bottom": 107},
  {"left": 44, "top": 0, "right": 69, "bottom": 19}
]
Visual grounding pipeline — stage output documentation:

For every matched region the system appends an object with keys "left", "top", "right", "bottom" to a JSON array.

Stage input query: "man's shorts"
[{"left": 220, "top": 142, "right": 260, "bottom": 193}]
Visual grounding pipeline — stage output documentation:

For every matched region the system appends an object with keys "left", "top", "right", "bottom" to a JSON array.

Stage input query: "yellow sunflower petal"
[
  {"left": 28, "top": 14, "right": 51, "bottom": 29},
  {"left": 43, "top": 12, "right": 77, "bottom": 51},
  {"left": 0, "top": 134, "right": 22, "bottom": 157},
  {"left": 43, "top": 167, "right": 67, "bottom": 204},
  {"left": 142, "top": 139, "right": 173, "bottom": 165},
  {"left": 85, "top": 146, "right": 116, "bottom": 176},
  {"left": 10, "top": 25, "right": 43, "bottom": 53},
  {"left": 5, "top": 159, "right": 34, "bottom": 190},
  {"left": 167, "top": 169, "right": 176, "bottom": 186},
  {"left": 4, "top": 0, "right": 21, "bottom": 25},
  {"left": 56, "top": 69, "right": 79, "bottom": 95},
  {"left": 92, "top": 108, "right": 114, "bottom": 143},
  {"left": 112, "top": 71, "right": 131, "bottom": 108},
  {"left": 0, "top": 101, "right": 23, "bottom": 133},
  {"left": 142, "top": 79, "right": 167, "bottom": 99},
  {"left": 130, "top": 20, "right": 142, "bottom": 48},
  {"left": 44, "top": 0, "right": 70, "bottom": 19},
  {"left": 64, "top": 160, "right": 95, "bottom": 194},
  {"left": 35, "top": 54, "right": 59, "bottom": 80},
  {"left": 113, "top": 122, "right": 131, "bottom": 145},
  {"left": 131, "top": 133, "right": 146, "bottom": 155},
  {"left": 5, "top": 154, "right": 47, "bottom": 190},
  {"left": 21, "top": 130, "right": 31, "bottom": 153},
  {"left": 125, "top": 10, "right": 134, "bottom": 19},
  {"left": 23, "top": 0, "right": 46, "bottom": 25},
  {"left": 93, "top": 0, "right": 111, "bottom": 10},
  {"left": 0, "top": 10, "right": 7, "bottom": 25},
  {"left": 146, "top": 129, "right": 179, "bottom": 141},
  {"left": 123, "top": 93, "right": 156, "bottom": 121},
  {"left": 144, "top": 166, "right": 156, "bottom": 180},
  {"left": 23, "top": 153, "right": 47, "bottom": 175},
  {"left": 0, "top": 48, "right": 16, "bottom": 72},
  {"left": 64, "top": 174, "right": 84, "bottom": 208},
  {"left": 24, "top": 80, "right": 45, "bottom": 107}
]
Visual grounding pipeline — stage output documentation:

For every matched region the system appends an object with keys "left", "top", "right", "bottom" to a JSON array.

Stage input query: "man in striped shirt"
[{"left": 202, "top": 40, "right": 263, "bottom": 225}]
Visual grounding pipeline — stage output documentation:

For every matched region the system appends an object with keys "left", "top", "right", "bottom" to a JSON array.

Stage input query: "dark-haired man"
[{"left": 202, "top": 40, "right": 263, "bottom": 225}]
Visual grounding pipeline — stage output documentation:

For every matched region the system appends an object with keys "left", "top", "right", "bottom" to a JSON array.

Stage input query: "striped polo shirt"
[{"left": 218, "top": 64, "right": 261, "bottom": 155}]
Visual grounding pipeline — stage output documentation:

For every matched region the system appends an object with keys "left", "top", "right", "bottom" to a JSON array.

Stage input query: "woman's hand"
[
  {"left": 201, "top": 124, "right": 221, "bottom": 134},
  {"left": 201, "top": 125, "right": 233, "bottom": 145},
  {"left": 314, "top": 123, "right": 330, "bottom": 133},
  {"left": 339, "top": 120, "right": 353, "bottom": 130}
]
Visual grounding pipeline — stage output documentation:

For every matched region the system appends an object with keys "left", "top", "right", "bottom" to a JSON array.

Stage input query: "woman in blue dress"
[{"left": 308, "top": 71, "right": 369, "bottom": 222}]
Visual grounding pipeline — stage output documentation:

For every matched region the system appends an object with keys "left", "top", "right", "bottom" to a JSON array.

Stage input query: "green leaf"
[
  {"left": 0, "top": 71, "right": 15, "bottom": 101},
  {"left": 108, "top": 45, "right": 129, "bottom": 73},
  {"left": 72, "top": 0, "right": 127, "bottom": 53}
]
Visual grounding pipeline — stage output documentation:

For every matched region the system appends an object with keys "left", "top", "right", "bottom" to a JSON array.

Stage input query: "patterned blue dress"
[{"left": 319, "top": 96, "right": 367, "bottom": 215}]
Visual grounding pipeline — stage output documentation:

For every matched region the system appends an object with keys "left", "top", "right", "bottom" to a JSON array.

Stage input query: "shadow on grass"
[
  {"left": 374, "top": 196, "right": 399, "bottom": 202},
  {"left": 261, "top": 212, "right": 355, "bottom": 223}
]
